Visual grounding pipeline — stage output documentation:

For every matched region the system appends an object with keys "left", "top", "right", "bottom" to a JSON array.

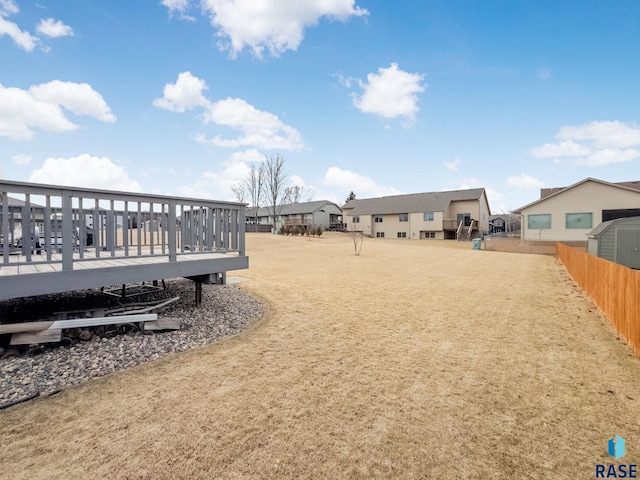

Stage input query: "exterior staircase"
[{"left": 456, "top": 220, "right": 475, "bottom": 241}]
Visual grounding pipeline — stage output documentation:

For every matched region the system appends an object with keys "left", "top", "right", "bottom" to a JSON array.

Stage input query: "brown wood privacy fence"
[{"left": 557, "top": 243, "right": 640, "bottom": 357}]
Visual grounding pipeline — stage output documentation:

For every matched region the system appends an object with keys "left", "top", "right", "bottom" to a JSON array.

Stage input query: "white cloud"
[
  {"left": 0, "top": 81, "right": 115, "bottom": 140},
  {"left": 445, "top": 177, "right": 484, "bottom": 190},
  {"left": 12, "top": 153, "right": 32, "bottom": 165},
  {"left": 0, "top": 84, "right": 78, "bottom": 140},
  {"left": 578, "top": 148, "right": 640, "bottom": 167},
  {"left": 161, "top": 0, "right": 190, "bottom": 14},
  {"left": 322, "top": 166, "right": 402, "bottom": 198},
  {"left": 198, "top": 97, "right": 304, "bottom": 150},
  {"left": 506, "top": 173, "right": 544, "bottom": 189},
  {"left": 228, "top": 148, "right": 264, "bottom": 163},
  {"left": 557, "top": 120, "right": 640, "bottom": 149},
  {"left": 36, "top": 18, "right": 74, "bottom": 38},
  {"left": 352, "top": 63, "right": 426, "bottom": 124},
  {"left": 155, "top": 72, "right": 304, "bottom": 151},
  {"left": 537, "top": 67, "right": 552, "bottom": 81},
  {"left": 444, "top": 157, "right": 461, "bottom": 171},
  {"left": 28, "top": 154, "right": 142, "bottom": 191},
  {"left": 153, "top": 71, "right": 209, "bottom": 112},
  {"left": 485, "top": 187, "right": 504, "bottom": 212},
  {"left": 29, "top": 80, "right": 116, "bottom": 122},
  {"left": 530, "top": 140, "right": 591, "bottom": 158},
  {"left": 178, "top": 153, "right": 254, "bottom": 200},
  {"left": 530, "top": 120, "right": 640, "bottom": 167},
  {"left": 161, "top": 0, "right": 196, "bottom": 21},
  {"left": 163, "top": 0, "right": 368, "bottom": 58},
  {"left": 0, "top": 15, "right": 38, "bottom": 51},
  {"left": 0, "top": 1, "right": 19, "bottom": 15}
]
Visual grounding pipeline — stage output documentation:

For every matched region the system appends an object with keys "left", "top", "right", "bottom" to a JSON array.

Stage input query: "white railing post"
[
  {"left": 61, "top": 190, "right": 73, "bottom": 271},
  {"left": 168, "top": 200, "right": 177, "bottom": 262}
]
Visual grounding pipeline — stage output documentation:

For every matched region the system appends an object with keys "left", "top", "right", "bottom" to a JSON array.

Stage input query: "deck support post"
[{"left": 195, "top": 279, "right": 202, "bottom": 307}]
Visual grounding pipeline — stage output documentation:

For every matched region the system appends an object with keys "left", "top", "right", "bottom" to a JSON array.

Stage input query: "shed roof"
[
  {"left": 588, "top": 216, "right": 640, "bottom": 238},
  {"left": 343, "top": 188, "right": 486, "bottom": 216}
]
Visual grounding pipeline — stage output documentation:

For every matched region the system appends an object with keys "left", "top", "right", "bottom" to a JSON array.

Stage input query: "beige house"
[
  {"left": 251, "top": 200, "right": 343, "bottom": 232},
  {"left": 514, "top": 178, "right": 640, "bottom": 242},
  {"left": 342, "top": 188, "right": 491, "bottom": 240}
]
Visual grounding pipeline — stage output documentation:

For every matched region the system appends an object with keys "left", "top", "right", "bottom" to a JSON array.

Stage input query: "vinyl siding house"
[
  {"left": 342, "top": 188, "right": 491, "bottom": 240},
  {"left": 250, "top": 200, "right": 343, "bottom": 232},
  {"left": 514, "top": 178, "right": 640, "bottom": 242}
]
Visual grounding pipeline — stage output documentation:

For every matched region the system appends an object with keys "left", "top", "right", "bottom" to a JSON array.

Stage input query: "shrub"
[{"left": 316, "top": 226, "right": 323, "bottom": 236}]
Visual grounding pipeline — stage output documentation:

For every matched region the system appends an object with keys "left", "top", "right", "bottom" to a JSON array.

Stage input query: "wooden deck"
[{"left": 0, "top": 180, "right": 248, "bottom": 302}]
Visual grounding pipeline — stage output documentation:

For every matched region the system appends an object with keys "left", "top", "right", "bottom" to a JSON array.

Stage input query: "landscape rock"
[{"left": 0, "top": 279, "right": 264, "bottom": 404}]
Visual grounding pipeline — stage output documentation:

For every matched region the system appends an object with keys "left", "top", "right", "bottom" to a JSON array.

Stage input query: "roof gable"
[{"left": 515, "top": 178, "right": 640, "bottom": 213}]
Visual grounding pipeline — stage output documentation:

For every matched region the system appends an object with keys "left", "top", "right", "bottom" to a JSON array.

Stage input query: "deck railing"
[{"left": 0, "top": 180, "right": 246, "bottom": 271}]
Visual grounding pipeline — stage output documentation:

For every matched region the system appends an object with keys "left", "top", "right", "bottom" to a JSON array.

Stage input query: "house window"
[
  {"left": 352, "top": 216, "right": 359, "bottom": 223},
  {"left": 399, "top": 213, "right": 408, "bottom": 222},
  {"left": 376, "top": 232, "right": 385, "bottom": 238},
  {"left": 423, "top": 212, "right": 434, "bottom": 221},
  {"left": 374, "top": 215, "right": 383, "bottom": 223},
  {"left": 427, "top": 232, "right": 435, "bottom": 238},
  {"left": 397, "top": 232, "right": 407, "bottom": 238},
  {"left": 528, "top": 214, "right": 551, "bottom": 229},
  {"left": 566, "top": 213, "right": 593, "bottom": 229}
]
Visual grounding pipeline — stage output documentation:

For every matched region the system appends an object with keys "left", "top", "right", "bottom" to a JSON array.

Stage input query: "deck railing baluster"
[
  {"left": 123, "top": 201, "right": 129, "bottom": 258},
  {"left": 1, "top": 192, "right": 9, "bottom": 265},
  {"left": 22, "top": 196, "right": 32, "bottom": 261},
  {"left": 168, "top": 200, "right": 176, "bottom": 262},
  {"left": 61, "top": 190, "right": 73, "bottom": 271},
  {"left": 149, "top": 202, "right": 155, "bottom": 256},
  {"left": 137, "top": 202, "right": 142, "bottom": 256},
  {"left": 43, "top": 197, "right": 52, "bottom": 261},
  {"left": 94, "top": 200, "right": 100, "bottom": 258}
]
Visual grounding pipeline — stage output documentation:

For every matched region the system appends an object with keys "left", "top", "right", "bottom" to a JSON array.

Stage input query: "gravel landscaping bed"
[{"left": 0, "top": 279, "right": 265, "bottom": 407}]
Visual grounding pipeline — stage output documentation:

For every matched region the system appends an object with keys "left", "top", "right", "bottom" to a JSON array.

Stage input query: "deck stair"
[{"left": 456, "top": 221, "right": 474, "bottom": 241}]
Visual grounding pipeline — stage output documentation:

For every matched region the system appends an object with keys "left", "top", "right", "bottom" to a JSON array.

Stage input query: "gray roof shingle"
[
  {"left": 343, "top": 188, "right": 485, "bottom": 216},
  {"left": 254, "top": 200, "right": 341, "bottom": 217}
]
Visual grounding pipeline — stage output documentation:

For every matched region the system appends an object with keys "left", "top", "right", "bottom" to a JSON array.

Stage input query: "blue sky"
[{"left": 2, "top": 0, "right": 640, "bottom": 212}]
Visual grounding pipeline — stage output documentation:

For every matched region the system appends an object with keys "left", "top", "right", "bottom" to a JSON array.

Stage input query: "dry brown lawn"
[{"left": 2, "top": 233, "right": 640, "bottom": 479}]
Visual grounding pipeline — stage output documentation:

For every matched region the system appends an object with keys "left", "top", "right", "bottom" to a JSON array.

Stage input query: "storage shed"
[{"left": 587, "top": 216, "right": 640, "bottom": 269}]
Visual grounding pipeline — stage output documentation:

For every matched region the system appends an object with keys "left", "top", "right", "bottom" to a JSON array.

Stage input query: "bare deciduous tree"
[
  {"left": 231, "top": 183, "right": 248, "bottom": 204},
  {"left": 232, "top": 164, "right": 265, "bottom": 232},
  {"left": 247, "top": 164, "right": 265, "bottom": 232},
  {"left": 347, "top": 222, "right": 364, "bottom": 256},
  {"left": 283, "top": 184, "right": 316, "bottom": 204},
  {"left": 264, "top": 154, "right": 287, "bottom": 233}
]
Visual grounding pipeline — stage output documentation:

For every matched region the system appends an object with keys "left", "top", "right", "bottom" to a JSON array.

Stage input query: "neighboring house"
[
  {"left": 488, "top": 213, "right": 521, "bottom": 235},
  {"left": 249, "top": 200, "right": 343, "bottom": 232},
  {"left": 342, "top": 188, "right": 491, "bottom": 240},
  {"left": 514, "top": 178, "right": 640, "bottom": 242}
]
